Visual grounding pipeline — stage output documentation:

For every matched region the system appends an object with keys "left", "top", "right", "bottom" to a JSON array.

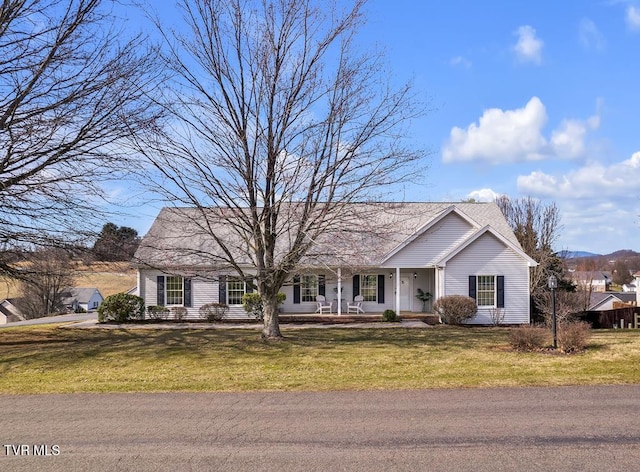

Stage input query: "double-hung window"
[
  {"left": 360, "top": 275, "right": 378, "bottom": 302},
  {"left": 476, "top": 275, "right": 495, "bottom": 307},
  {"left": 301, "top": 275, "right": 318, "bottom": 302},
  {"left": 157, "top": 275, "right": 191, "bottom": 307},
  {"left": 470, "top": 275, "right": 504, "bottom": 308},
  {"left": 227, "top": 277, "right": 246, "bottom": 305},
  {"left": 165, "top": 276, "right": 184, "bottom": 305}
]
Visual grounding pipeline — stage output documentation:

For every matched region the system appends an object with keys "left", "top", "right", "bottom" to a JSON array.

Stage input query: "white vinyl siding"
[
  {"left": 444, "top": 233, "right": 530, "bottom": 324},
  {"left": 139, "top": 270, "right": 218, "bottom": 321},
  {"left": 385, "top": 213, "right": 475, "bottom": 268}
]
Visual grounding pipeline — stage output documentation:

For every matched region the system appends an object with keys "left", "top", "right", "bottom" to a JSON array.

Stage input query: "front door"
[{"left": 400, "top": 276, "right": 411, "bottom": 311}]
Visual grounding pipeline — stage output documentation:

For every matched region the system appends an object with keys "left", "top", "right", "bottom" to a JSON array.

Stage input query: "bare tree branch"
[{"left": 0, "top": 0, "right": 161, "bottom": 275}]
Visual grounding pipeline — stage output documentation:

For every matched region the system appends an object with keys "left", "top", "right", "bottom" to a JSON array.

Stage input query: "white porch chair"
[
  {"left": 316, "top": 295, "right": 332, "bottom": 314},
  {"left": 347, "top": 295, "right": 365, "bottom": 314}
]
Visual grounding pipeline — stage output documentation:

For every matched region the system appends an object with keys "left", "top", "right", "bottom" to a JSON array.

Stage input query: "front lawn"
[{"left": 0, "top": 325, "right": 638, "bottom": 394}]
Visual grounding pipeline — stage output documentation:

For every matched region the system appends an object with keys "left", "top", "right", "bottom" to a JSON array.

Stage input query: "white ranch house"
[{"left": 133, "top": 202, "right": 537, "bottom": 324}]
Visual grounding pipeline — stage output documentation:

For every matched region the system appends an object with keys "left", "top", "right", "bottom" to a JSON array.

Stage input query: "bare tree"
[
  {"left": 136, "top": 0, "right": 426, "bottom": 339},
  {"left": 536, "top": 290, "right": 585, "bottom": 327},
  {"left": 0, "top": 0, "right": 160, "bottom": 276},
  {"left": 495, "top": 196, "right": 568, "bottom": 306},
  {"left": 15, "top": 248, "right": 75, "bottom": 317}
]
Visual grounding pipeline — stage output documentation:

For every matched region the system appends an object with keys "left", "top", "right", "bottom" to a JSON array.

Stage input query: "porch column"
[
  {"left": 337, "top": 268, "right": 342, "bottom": 315},
  {"left": 395, "top": 267, "right": 401, "bottom": 314}
]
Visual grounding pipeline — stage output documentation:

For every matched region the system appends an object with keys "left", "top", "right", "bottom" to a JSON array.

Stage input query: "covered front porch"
[{"left": 281, "top": 266, "right": 437, "bottom": 317}]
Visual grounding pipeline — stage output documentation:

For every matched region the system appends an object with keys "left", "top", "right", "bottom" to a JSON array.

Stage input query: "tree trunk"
[{"left": 261, "top": 297, "right": 283, "bottom": 340}]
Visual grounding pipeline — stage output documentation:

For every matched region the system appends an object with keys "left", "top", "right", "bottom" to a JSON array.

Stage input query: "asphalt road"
[{"left": 1, "top": 385, "right": 639, "bottom": 471}]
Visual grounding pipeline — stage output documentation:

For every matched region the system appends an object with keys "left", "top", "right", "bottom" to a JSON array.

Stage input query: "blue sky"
[
  {"left": 360, "top": 0, "right": 640, "bottom": 254},
  {"left": 116, "top": 0, "right": 640, "bottom": 255}
]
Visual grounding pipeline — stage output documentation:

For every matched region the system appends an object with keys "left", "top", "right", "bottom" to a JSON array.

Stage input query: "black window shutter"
[
  {"left": 469, "top": 276, "right": 477, "bottom": 301},
  {"left": 184, "top": 278, "right": 192, "bottom": 307},
  {"left": 218, "top": 275, "right": 227, "bottom": 304},
  {"left": 157, "top": 276, "right": 165, "bottom": 306},
  {"left": 497, "top": 276, "right": 505, "bottom": 308},
  {"left": 377, "top": 274, "right": 385, "bottom": 304},
  {"left": 352, "top": 275, "right": 360, "bottom": 297},
  {"left": 293, "top": 276, "right": 300, "bottom": 304},
  {"left": 246, "top": 278, "right": 254, "bottom": 294},
  {"left": 318, "top": 275, "right": 326, "bottom": 296}
]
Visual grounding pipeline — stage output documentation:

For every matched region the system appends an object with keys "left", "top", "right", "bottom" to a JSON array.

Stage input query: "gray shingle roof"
[{"left": 134, "top": 202, "right": 522, "bottom": 270}]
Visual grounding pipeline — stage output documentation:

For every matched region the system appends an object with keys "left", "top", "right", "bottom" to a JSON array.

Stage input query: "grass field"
[
  {"left": 0, "top": 325, "right": 638, "bottom": 394},
  {"left": 0, "top": 262, "right": 136, "bottom": 299}
]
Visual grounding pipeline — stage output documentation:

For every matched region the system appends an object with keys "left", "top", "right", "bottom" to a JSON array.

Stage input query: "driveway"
[
  {"left": 1, "top": 385, "right": 639, "bottom": 471},
  {"left": 0, "top": 312, "right": 97, "bottom": 328}
]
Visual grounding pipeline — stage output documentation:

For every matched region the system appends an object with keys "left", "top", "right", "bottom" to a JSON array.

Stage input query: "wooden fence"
[{"left": 578, "top": 306, "right": 640, "bottom": 329}]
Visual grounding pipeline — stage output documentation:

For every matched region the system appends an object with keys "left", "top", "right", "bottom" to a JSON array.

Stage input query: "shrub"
[
  {"left": 171, "top": 306, "right": 188, "bottom": 321},
  {"left": 199, "top": 302, "right": 229, "bottom": 322},
  {"left": 557, "top": 321, "right": 591, "bottom": 353},
  {"left": 508, "top": 325, "right": 549, "bottom": 351},
  {"left": 242, "top": 292, "right": 286, "bottom": 321},
  {"left": 433, "top": 295, "right": 477, "bottom": 325},
  {"left": 489, "top": 306, "right": 506, "bottom": 326},
  {"left": 98, "top": 293, "right": 145, "bottom": 323},
  {"left": 382, "top": 309, "right": 398, "bottom": 322},
  {"left": 147, "top": 305, "right": 170, "bottom": 320}
]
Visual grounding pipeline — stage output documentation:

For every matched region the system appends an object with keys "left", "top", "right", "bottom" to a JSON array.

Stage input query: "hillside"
[{"left": 0, "top": 262, "right": 136, "bottom": 300}]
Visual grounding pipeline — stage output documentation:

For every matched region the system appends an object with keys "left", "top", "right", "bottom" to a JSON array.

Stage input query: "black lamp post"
[{"left": 548, "top": 275, "right": 558, "bottom": 349}]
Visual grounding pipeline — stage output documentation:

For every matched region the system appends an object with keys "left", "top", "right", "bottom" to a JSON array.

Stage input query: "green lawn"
[{"left": 0, "top": 325, "right": 638, "bottom": 394}]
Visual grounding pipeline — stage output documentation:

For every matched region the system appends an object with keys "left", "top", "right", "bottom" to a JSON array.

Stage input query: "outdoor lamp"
[{"left": 548, "top": 275, "right": 558, "bottom": 349}]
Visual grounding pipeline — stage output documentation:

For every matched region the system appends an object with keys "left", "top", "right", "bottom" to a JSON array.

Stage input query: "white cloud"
[
  {"left": 626, "top": 6, "right": 640, "bottom": 31},
  {"left": 517, "top": 152, "right": 640, "bottom": 198},
  {"left": 551, "top": 120, "right": 587, "bottom": 158},
  {"left": 512, "top": 25, "right": 543, "bottom": 64},
  {"left": 466, "top": 188, "right": 502, "bottom": 202},
  {"left": 579, "top": 18, "right": 605, "bottom": 51},
  {"left": 442, "top": 97, "right": 548, "bottom": 164},
  {"left": 450, "top": 56, "right": 472, "bottom": 68},
  {"left": 442, "top": 97, "right": 601, "bottom": 164}
]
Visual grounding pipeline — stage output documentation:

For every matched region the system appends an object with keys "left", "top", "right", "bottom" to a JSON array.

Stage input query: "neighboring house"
[
  {"left": 570, "top": 271, "right": 611, "bottom": 293},
  {"left": 622, "top": 282, "right": 636, "bottom": 293},
  {"left": 0, "top": 298, "right": 26, "bottom": 324},
  {"left": 133, "top": 203, "right": 538, "bottom": 324},
  {"left": 635, "top": 271, "right": 640, "bottom": 307},
  {"left": 588, "top": 292, "right": 637, "bottom": 311},
  {"left": 60, "top": 288, "right": 104, "bottom": 313}
]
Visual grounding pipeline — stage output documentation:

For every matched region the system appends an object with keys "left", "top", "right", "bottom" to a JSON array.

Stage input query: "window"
[
  {"left": 227, "top": 277, "right": 246, "bottom": 305},
  {"left": 166, "top": 276, "right": 184, "bottom": 305},
  {"left": 476, "top": 275, "right": 495, "bottom": 307},
  {"left": 157, "top": 275, "right": 192, "bottom": 307},
  {"left": 301, "top": 275, "right": 318, "bottom": 302},
  {"left": 360, "top": 275, "right": 378, "bottom": 302}
]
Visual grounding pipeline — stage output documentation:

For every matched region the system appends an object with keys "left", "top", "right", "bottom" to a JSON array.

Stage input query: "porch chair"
[
  {"left": 347, "top": 295, "right": 365, "bottom": 314},
  {"left": 316, "top": 295, "right": 332, "bottom": 314}
]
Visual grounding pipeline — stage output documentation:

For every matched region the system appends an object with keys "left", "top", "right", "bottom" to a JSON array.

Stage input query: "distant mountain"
[
  {"left": 605, "top": 250, "right": 640, "bottom": 259},
  {"left": 558, "top": 250, "right": 601, "bottom": 259}
]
